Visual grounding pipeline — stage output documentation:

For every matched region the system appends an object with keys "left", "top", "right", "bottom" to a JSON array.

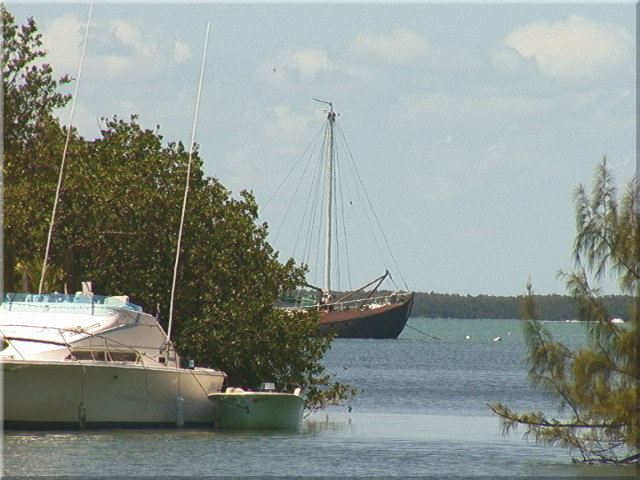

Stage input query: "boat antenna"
[
  {"left": 313, "top": 98, "right": 337, "bottom": 303},
  {"left": 38, "top": 4, "right": 93, "bottom": 295},
  {"left": 166, "top": 22, "right": 211, "bottom": 342}
]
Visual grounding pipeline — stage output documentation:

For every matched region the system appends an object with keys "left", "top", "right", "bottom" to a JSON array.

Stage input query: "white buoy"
[{"left": 464, "top": 335, "right": 471, "bottom": 340}]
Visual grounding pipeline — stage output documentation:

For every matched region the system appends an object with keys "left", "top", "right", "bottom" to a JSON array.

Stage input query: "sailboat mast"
[
  {"left": 167, "top": 22, "right": 211, "bottom": 343},
  {"left": 323, "top": 103, "right": 336, "bottom": 302}
]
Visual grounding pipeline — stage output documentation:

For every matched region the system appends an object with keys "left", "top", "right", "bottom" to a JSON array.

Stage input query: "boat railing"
[
  {"left": 292, "top": 292, "right": 411, "bottom": 312},
  {"left": 1, "top": 293, "right": 143, "bottom": 315}
]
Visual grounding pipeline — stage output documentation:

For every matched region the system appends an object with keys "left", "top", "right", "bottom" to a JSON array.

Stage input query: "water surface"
[{"left": 3, "top": 318, "right": 636, "bottom": 477}]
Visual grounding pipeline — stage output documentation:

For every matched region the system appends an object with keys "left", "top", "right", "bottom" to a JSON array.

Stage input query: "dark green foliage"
[
  {"left": 2, "top": 6, "right": 71, "bottom": 152},
  {"left": 2, "top": 7, "right": 354, "bottom": 410},
  {"left": 2, "top": 5, "right": 73, "bottom": 291},
  {"left": 489, "top": 159, "right": 639, "bottom": 464},
  {"left": 410, "top": 291, "right": 632, "bottom": 321}
]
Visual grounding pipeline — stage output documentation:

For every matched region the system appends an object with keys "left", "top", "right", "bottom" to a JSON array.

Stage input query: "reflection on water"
[{"left": 303, "top": 413, "right": 359, "bottom": 437}]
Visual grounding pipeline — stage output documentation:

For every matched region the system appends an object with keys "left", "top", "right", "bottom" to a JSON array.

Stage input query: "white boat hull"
[
  {"left": 209, "top": 392, "right": 304, "bottom": 430},
  {"left": 3, "top": 360, "right": 225, "bottom": 428}
]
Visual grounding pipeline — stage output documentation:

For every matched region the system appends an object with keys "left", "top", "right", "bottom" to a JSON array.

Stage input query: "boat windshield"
[{"left": 1, "top": 293, "right": 143, "bottom": 312}]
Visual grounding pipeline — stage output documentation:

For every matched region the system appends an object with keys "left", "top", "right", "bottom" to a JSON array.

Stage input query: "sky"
[{"left": 8, "top": 1, "right": 637, "bottom": 296}]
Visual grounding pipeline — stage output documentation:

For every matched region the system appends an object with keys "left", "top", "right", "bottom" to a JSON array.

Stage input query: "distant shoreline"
[{"left": 406, "top": 291, "right": 634, "bottom": 321}]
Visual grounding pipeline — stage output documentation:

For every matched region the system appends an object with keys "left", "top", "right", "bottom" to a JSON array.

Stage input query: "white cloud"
[
  {"left": 37, "top": 14, "right": 202, "bottom": 141},
  {"left": 260, "top": 48, "right": 333, "bottom": 85},
  {"left": 101, "top": 54, "right": 129, "bottom": 75},
  {"left": 174, "top": 40, "right": 191, "bottom": 64},
  {"left": 108, "top": 19, "right": 151, "bottom": 56},
  {"left": 504, "top": 15, "right": 633, "bottom": 82},
  {"left": 490, "top": 47, "right": 525, "bottom": 74},
  {"left": 346, "top": 28, "right": 480, "bottom": 72},
  {"left": 270, "top": 105, "right": 315, "bottom": 136},
  {"left": 290, "top": 49, "right": 331, "bottom": 80},
  {"left": 348, "top": 29, "right": 429, "bottom": 65},
  {"left": 40, "top": 15, "right": 195, "bottom": 84},
  {"left": 40, "top": 14, "right": 84, "bottom": 77}
]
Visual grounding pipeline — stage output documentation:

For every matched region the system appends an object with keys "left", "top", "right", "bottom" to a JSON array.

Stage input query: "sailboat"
[{"left": 278, "top": 101, "right": 414, "bottom": 339}]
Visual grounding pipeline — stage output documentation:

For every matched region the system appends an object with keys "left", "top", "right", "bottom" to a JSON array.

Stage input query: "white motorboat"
[
  {"left": 0, "top": 20, "right": 230, "bottom": 430},
  {"left": 208, "top": 382, "right": 304, "bottom": 430},
  {"left": 1, "top": 292, "right": 226, "bottom": 429}
]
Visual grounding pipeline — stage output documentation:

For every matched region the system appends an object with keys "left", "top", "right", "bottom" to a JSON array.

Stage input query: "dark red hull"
[{"left": 318, "top": 293, "right": 414, "bottom": 339}]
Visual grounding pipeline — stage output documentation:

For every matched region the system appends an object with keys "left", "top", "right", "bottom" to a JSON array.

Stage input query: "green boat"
[{"left": 208, "top": 383, "right": 304, "bottom": 430}]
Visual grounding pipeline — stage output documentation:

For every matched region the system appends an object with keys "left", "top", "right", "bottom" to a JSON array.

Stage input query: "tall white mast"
[
  {"left": 38, "top": 4, "right": 93, "bottom": 294},
  {"left": 314, "top": 100, "right": 336, "bottom": 303},
  {"left": 166, "top": 22, "right": 211, "bottom": 342}
]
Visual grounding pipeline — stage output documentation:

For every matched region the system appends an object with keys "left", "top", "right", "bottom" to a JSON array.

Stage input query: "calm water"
[{"left": 3, "top": 318, "right": 637, "bottom": 478}]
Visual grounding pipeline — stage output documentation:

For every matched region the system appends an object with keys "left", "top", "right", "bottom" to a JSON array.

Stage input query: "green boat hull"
[{"left": 209, "top": 391, "right": 304, "bottom": 430}]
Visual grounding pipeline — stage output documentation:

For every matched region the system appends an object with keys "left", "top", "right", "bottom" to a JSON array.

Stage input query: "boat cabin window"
[
  {"left": 66, "top": 350, "right": 139, "bottom": 363},
  {"left": 109, "top": 351, "right": 138, "bottom": 362},
  {"left": 69, "top": 350, "right": 98, "bottom": 361}
]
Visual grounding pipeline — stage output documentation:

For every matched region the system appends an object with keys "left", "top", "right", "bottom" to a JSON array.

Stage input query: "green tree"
[
  {"left": 2, "top": 6, "right": 71, "bottom": 151},
  {"left": 489, "top": 159, "right": 639, "bottom": 464},
  {"left": 51, "top": 114, "right": 355, "bottom": 409},
  {"left": 2, "top": 5, "right": 74, "bottom": 292},
  {"left": 2, "top": 8, "right": 355, "bottom": 410}
]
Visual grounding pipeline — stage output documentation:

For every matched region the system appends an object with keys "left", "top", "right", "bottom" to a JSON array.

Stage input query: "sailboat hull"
[{"left": 318, "top": 293, "right": 413, "bottom": 339}]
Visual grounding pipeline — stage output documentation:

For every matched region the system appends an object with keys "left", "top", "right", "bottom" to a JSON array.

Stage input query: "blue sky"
[{"left": 9, "top": 2, "right": 637, "bottom": 296}]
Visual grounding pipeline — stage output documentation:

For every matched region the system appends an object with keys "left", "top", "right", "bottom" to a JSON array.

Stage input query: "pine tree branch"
[{"left": 487, "top": 403, "right": 623, "bottom": 429}]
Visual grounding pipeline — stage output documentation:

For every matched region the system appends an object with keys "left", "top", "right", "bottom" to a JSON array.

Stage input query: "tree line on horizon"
[{"left": 408, "top": 291, "right": 633, "bottom": 321}]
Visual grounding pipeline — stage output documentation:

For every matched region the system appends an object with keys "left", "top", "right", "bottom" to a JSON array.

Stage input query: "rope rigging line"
[
  {"left": 336, "top": 159, "right": 383, "bottom": 287},
  {"left": 265, "top": 122, "right": 325, "bottom": 242},
  {"left": 335, "top": 123, "right": 392, "bottom": 286},
  {"left": 332, "top": 141, "right": 355, "bottom": 292},
  {"left": 167, "top": 22, "right": 210, "bottom": 342},
  {"left": 297, "top": 120, "right": 330, "bottom": 286},
  {"left": 332, "top": 156, "right": 341, "bottom": 292},
  {"left": 334, "top": 133, "right": 353, "bottom": 290},
  {"left": 263, "top": 123, "right": 324, "bottom": 211},
  {"left": 276, "top": 124, "right": 324, "bottom": 248},
  {"left": 336, "top": 122, "right": 409, "bottom": 291},
  {"left": 308, "top": 122, "right": 334, "bottom": 286},
  {"left": 38, "top": 3, "right": 93, "bottom": 295},
  {"left": 304, "top": 150, "right": 325, "bottom": 285},
  {"left": 292, "top": 129, "right": 322, "bottom": 280}
]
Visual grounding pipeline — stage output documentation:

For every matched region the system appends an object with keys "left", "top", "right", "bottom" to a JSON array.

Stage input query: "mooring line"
[{"left": 404, "top": 323, "right": 443, "bottom": 340}]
